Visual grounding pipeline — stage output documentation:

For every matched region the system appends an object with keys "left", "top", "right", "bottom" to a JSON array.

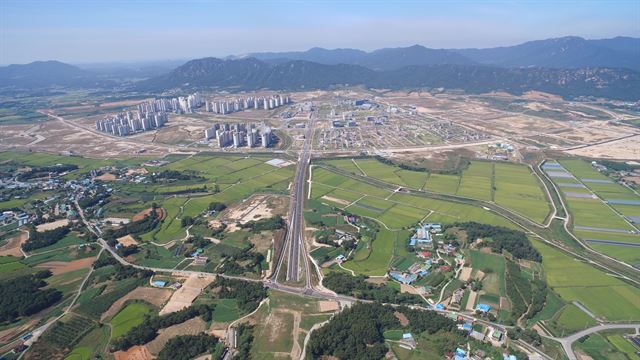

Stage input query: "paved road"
[
  {"left": 548, "top": 324, "right": 640, "bottom": 360},
  {"left": 273, "top": 113, "right": 315, "bottom": 286}
]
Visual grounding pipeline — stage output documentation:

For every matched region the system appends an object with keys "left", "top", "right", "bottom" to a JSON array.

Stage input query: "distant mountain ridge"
[
  {"left": 241, "top": 36, "right": 639, "bottom": 71},
  {"left": 0, "top": 60, "right": 106, "bottom": 88},
  {"left": 139, "top": 57, "right": 640, "bottom": 100},
  {"left": 2, "top": 36, "right": 639, "bottom": 100}
]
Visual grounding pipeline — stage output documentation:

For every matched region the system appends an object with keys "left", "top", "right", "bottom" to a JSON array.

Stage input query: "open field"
[
  {"left": 321, "top": 158, "right": 551, "bottom": 224},
  {"left": 110, "top": 302, "right": 154, "bottom": 339},
  {"left": 533, "top": 239, "right": 640, "bottom": 321},
  {"left": 543, "top": 159, "right": 640, "bottom": 265},
  {"left": 554, "top": 304, "right": 597, "bottom": 334}
]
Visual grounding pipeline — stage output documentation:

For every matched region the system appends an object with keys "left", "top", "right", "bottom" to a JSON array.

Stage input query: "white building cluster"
[
  {"left": 95, "top": 110, "right": 168, "bottom": 137},
  {"left": 138, "top": 92, "right": 203, "bottom": 115},
  {"left": 204, "top": 94, "right": 290, "bottom": 115},
  {"left": 204, "top": 123, "right": 273, "bottom": 148}
]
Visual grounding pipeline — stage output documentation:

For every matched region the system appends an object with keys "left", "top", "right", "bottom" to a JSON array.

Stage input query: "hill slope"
[{"left": 138, "top": 57, "right": 640, "bottom": 100}]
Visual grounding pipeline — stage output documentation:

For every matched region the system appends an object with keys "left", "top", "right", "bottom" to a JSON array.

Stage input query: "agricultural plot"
[
  {"left": 544, "top": 159, "right": 640, "bottom": 264},
  {"left": 109, "top": 302, "right": 154, "bottom": 339},
  {"left": 468, "top": 250, "right": 506, "bottom": 297},
  {"left": 343, "top": 229, "right": 406, "bottom": 276},
  {"left": 456, "top": 162, "right": 493, "bottom": 201},
  {"left": 321, "top": 158, "right": 551, "bottom": 224},
  {"left": 533, "top": 239, "right": 640, "bottom": 321},
  {"left": 553, "top": 304, "right": 597, "bottom": 334},
  {"left": 494, "top": 163, "right": 551, "bottom": 224}
]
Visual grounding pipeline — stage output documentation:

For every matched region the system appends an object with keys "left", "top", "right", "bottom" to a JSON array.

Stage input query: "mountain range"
[
  {"left": 1, "top": 36, "right": 639, "bottom": 100},
  {"left": 239, "top": 36, "right": 640, "bottom": 71}
]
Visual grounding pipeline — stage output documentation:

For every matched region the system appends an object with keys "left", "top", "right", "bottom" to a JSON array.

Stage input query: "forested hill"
[{"left": 137, "top": 57, "right": 640, "bottom": 100}]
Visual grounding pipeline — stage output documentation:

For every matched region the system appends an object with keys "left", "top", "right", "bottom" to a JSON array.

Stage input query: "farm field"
[
  {"left": 320, "top": 158, "right": 551, "bottom": 224},
  {"left": 543, "top": 159, "right": 640, "bottom": 265},
  {"left": 533, "top": 239, "right": 640, "bottom": 321},
  {"left": 343, "top": 229, "right": 406, "bottom": 276},
  {"left": 554, "top": 304, "right": 598, "bottom": 334},
  {"left": 109, "top": 302, "right": 154, "bottom": 339}
]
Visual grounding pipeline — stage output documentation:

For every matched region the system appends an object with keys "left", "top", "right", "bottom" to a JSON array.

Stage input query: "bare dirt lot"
[
  {"left": 224, "top": 194, "right": 287, "bottom": 224},
  {"left": 458, "top": 267, "right": 473, "bottom": 282},
  {"left": 36, "top": 257, "right": 96, "bottom": 275},
  {"left": 160, "top": 274, "right": 215, "bottom": 315},
  {"left": 101, "top": 286, "right": 173, "bottom": 321},
  {"left": 567, "top": 135, "right": 640, "bottom": 160},
  {"left": 95, "top": 172, "right": 117, "bottom": 181},
  {"left": 116, "top": 235, "right": 139, "bottom": 247},
  {"left": 0, "top": 231, "right": 28, "bottom": 257},
  {"left": 35, "top": 219, "right": 69, "bottom": 232},
  {"left": 317, "top": 301, "right": 340, "bottom": 312},
  {"left": 113, "top": 345, "right": 153, "bottom": 360},
  {"left": 132, "top": 207, "right": 165, "bottom": 222},
  {"left": 146, "top": 317, "right": 207, "bottom": 355}
]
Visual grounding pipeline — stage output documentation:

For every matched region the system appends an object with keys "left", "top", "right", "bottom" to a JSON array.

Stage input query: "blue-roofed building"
[
  {"left": 410, "top": 224, "right": 434, "bottom": 249},
  {"left": 476, "top": 303, "right": 492, "bottom": 313},
  {"left": 389, "top": 271, "right": 417, "bottom": 285},
  {"left": 152, "top": 280, "right": 167, "bottom": 287},
  {"left": 435, "top": 303, "right": 446, "bottom": 310},
  {"left": 462, "top": 323, "right": 472, "bottom": 331},
  {"left": 402, "top": 333, "right": 413, "bottom": 340}
]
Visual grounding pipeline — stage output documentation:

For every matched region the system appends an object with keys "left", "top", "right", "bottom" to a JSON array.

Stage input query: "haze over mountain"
[
  {"left": 139, "top": 57, "right": 640, "bottom": 100},
  {"left": 0, "top": 60, "right": 106, "bottom": 88},
  {"left": 2, "top": 36, "right": 639, "bottom": 100},
  {"left": 240, "top": 36, "right": 639, "bottom": 71}
]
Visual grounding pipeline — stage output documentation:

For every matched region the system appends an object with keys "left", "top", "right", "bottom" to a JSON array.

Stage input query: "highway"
[{"left": 273, "top": 112, "right": 315, "bottom": 287}]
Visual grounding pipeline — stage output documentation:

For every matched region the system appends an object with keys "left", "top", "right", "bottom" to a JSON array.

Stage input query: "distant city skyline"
[{"left": 1, "top": 0, "right": 639, "bottom": 65}]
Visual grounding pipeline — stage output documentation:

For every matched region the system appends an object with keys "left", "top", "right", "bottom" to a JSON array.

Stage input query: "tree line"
[
  {"left": 323, "top": 272, "right": 422, "bottom": 305},
  {"left": 22, "top": 225, "right": 70, "bottom": 251},
  {"left": 210, "top": 277, "right": 267, "bottom": 313},
  {"left": 111, "top": 304, "right": 214, "bottom": 351},
  {"left": 447, "top": 222, "right": 542, "bottom": 261},
  {"left": 158, "top": 334, "right": 222, "bottom": 360},
  {"left": 0, "top": 274, "right": 62, "bottom": 322}
]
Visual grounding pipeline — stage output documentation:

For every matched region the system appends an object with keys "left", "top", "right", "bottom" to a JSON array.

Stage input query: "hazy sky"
[{"left": 1, "top": 0, "right": 639, "bottom": 64}]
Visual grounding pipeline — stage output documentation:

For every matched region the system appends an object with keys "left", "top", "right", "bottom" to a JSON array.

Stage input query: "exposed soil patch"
[
  {"left": 117, "top": 235, "right": 139, "bottom": 247},
  {"left": 95, "top": 172, "right": 117, "bottom": 181},
  {"left": 35, "top": 219, "right": 69, "bottom": 232},
  {"left": 132, "top": 207, "right": 165, "bottom": 222},
  {"left": 36, "top": 257, "right": 95, "bottom": 275},
  {"left": 146, "top": 317, "right": 207, "bottom": 355},
  {"left": 320, "top": 195, "right": 350, "bottom": 206},
  {"left": 0, "top": 230, "right": 27, "bottom": 257},
  {"left": 317, "top": 301, "right": 339, "bottom": 312},
  {"left": 458, "top": 267, "right": 472, "bottom": 282},
  {"left": 394, "top": 311, "right": 410, "bottom": 327},
  {"left": 160, "top": 275, "right": 214, "bottom": 315},
  {"left": 400, "top": 284, "right": 419, "bottom": 294},
  {"left": 113, "top": 345, "right": 153, "bottom": 360}
]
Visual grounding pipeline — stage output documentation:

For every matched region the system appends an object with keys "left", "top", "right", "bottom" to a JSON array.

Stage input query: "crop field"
[
  {"left": 342, "top": 229, "right": 408, "bottom": 276},
  {"left": 109, "top": 302, "right": 153, "bottom": 339},
  {"left": 322, "top": 158, "right": 363, "bottom": 175},
  {"left": 554, "top": 304, "right": 597, "bottom": 334},
  {"left": 544, "top": 159, "right": 640, "bottom": 264},
  {"left": 456, "top": 162, "right": 493, "bottom": 201},
  {"left": 494, "top": 163, "right": 550, "bottom": 223},
  {"left": 468, "top": 250, "right": 506, "bottom": 296},
  {"left": 533, "top": 239, "right": 640, "bottom": 321},
  {"left": 320, "top": 158, "right": 551, "bottom": 224}
]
